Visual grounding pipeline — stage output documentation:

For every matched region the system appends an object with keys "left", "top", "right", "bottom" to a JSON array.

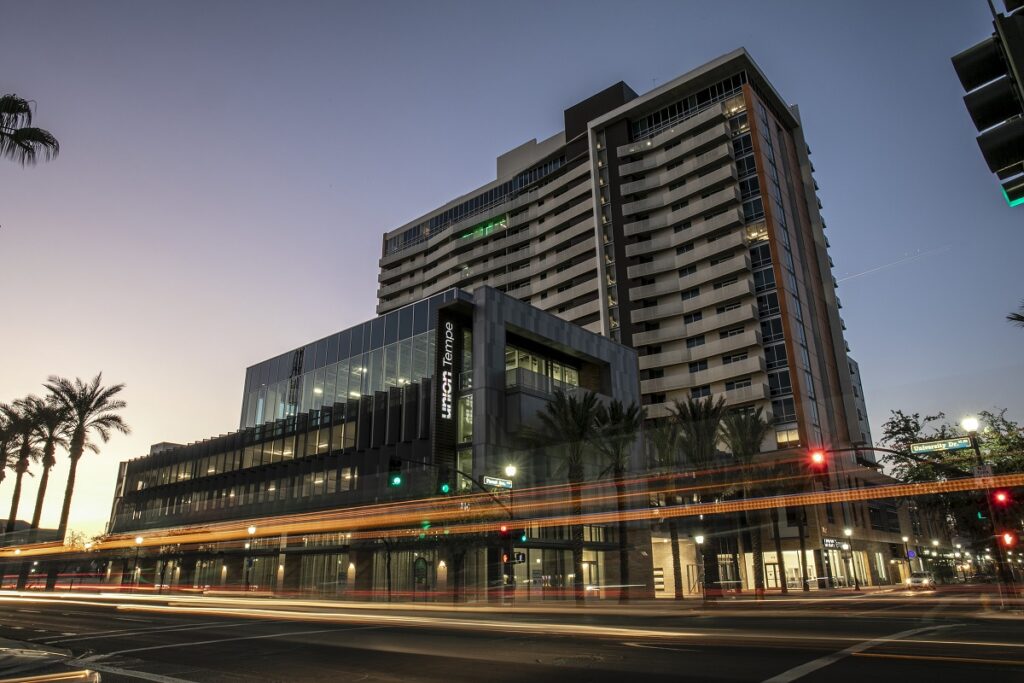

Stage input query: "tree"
[
  {"left": 1, "top": 398, "right": 42, "bottom": 533},
  {"left": 647, "top": 419, "right": 685, "bottom": 600},
  {"left": 719, "top": 407, "right": 771, "bottom": 598},
  {"left": 531, "top": 389, "right": 601, "bottom": 605},
  {"left": 0, "top": 413, "right": 16, "bottom": 488},
  {"left": 669, "top": 396, "right": 727, "bottom": 598},
  {"left": 44, "top": 374, "right": 130, "bottom": 534},
  {"left": 28, "top": 399, "right": 70, "bottom": 529},
  {"left": 0, "top": 95, "right": 59, "bottom": 165},
  {"left": 594, "top": 399, "right": 645, "bottom": 603},
  {"left": 1008, "top": 301, "right": 1024, "bottom": 329}
]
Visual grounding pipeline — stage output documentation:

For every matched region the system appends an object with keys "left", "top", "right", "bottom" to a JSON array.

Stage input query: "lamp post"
[
  {"left": 245, "top": 525, "right": 256, "bottom": 592},
  {"left": 843, "top": 528, "right": 860, "bottom": 591},
  {"left": 695, "top": 535, "right": 706, "bottom": 600},
  {"left": 962, "top": 416, "right": 1009, "bottom": 608},
  {"left": 901, "top": 536, "right": 912, "bottom": 581},
  {"left": 133, "top": 536, "right": 143, "bottom": 593},
  {"left": 502, "top": 466, "right": 517, "bottom": 600}
]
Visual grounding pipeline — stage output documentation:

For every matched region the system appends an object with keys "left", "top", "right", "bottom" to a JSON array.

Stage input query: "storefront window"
[{"left": 457, "top": 394, "right": 473, "bottom": 444}]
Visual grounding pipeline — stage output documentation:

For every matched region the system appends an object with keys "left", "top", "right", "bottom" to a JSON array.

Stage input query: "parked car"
[{"left": 905, "top": 572, "right": 936, "bottom": 590}]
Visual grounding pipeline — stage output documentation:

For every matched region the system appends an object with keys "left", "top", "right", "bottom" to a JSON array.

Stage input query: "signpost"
[
  {"left": 910, "top": 437, "right": 973, "bottom": 455},
  {"left": 483, "top": 476, "right": 513, "bottom": 490}
]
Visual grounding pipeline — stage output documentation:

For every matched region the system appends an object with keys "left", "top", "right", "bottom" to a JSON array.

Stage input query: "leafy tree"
[
  {"left": 0, "top": 95, "right": 59, "bottom": 165},
  {"left": 28, "top": 400, "right": 70, "bottom": 529},
  {"left": 669, "top": 396, "right": 727, "bottom": 598},
  {"left": 719, "top": 407, "right": 771, "bottom": 597},
  {"left": 594, "top": 399, "right": 644, "bottom": 603},
  {"left": 531, "top": 389, "right": 601, "bottom": 605},
  {"left": 44, "top": 374, "right": 130, "bottom": 534},
  {"left": 1, "top": 398, "right": 42, "bottom": 533}
]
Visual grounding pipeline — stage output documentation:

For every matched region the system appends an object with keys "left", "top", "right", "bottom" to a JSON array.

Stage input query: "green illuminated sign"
[
  {"left": 1003, "top": 187, "right": 1024, "bottom": 208},
  {"left": 910, "top": 437, "right": 972, "bottom": 454},
  {"left": 460, "top": 216, "right": 507, "bottom": 240}
]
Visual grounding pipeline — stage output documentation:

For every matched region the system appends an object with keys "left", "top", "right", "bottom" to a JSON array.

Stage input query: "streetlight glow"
[
  {"left": 961, "top": 416, "right": 980, "bottom": 433},
  {"left": 932, "top": 539, "right": 939, "bottom": 547},
  {"left": 695, "top": 535, "right": 705, "bottom": 545},
  {"left": 902, "top": 536, "right": 909, "bottom": 543},
  {"left": 504, "top": 464, "right": 517, "bottom": 478},
  {"left": 843, "top": 528, "right": 853, "bottom": 537},
  {"left": 247, "top": 525, "right": 257, "bottom": 535},
  {"left": 135, "top": 536, "right": 143, "bottom": 545}
]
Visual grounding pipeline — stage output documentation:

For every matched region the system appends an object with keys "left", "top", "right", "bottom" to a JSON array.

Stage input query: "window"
[
  {"left": 713, "top": 277, "right": 739, "bottom": 290},
  {"left": 689, "top": 360, "right": 708, "bottom": 373},
  {"left": 725, "top": 378, "right": 751, "bottom": 391},
  {"left": 681, "top": 287, "right": 700, "bottom": 301},
  {"left": 772, "top": 397, "right": 797, "bottom": 422},
  {"left": 683, "top": 311, "right": 703, "bottom": 324},
  {"left": 765, "top": 343, "right": 788, "bottom": 369},
  {"left": 761, "top": 318, "right": 784, "bottom": 343},
  {"left": 754, "top": 268, "right": 776, "bottom": 293},
  {"left": 678, "top": 264, "right": 697, "bottom": 278},
  {"left": 676, "top": 241, "right": 694, "bottom": 255},
  {"left": 736, "top": 155, "right": 757, "bottom": 177},
  {"left": 776, "top": 428, "right": 800, "bottom": 448},
  {"left": 743, "top": 197, "right": 765, "bottom": 222},
  {"left": 749, "top": 243, "right": 771, "bottom": 268},
  {"left": 691, "top": 385, "right": 711, "bottom": 399},
  {"left": 768, "top": 370, "right": 792, "bottom": 397},
  {"left": 722, "top": 352, "right": 748, "bottom": 365},
  {"left": 686, "top": 335, "right": 705, "bottom": 348},
  {"left": 674, "top": 220, "right": 692, "bottom": 233},
  {"left": 757, "top": 292, "right": 781, "bottom": 317},
  {"left": 733, "top": 134, "right": 753, "bottom": 156},
  {"left": 719, "top": 327, "right": 744, "bottom": 339},
  {"left": 740, "top": 176, "right": 760, "bottom": 200},
  {"left": 716, "top": 301, "right": 742, "bottom": 314}
]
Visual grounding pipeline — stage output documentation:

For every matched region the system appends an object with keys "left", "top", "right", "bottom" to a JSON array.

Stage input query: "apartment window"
[
  {"left": 671, "top": 200, "right": 689, "bottom": 212},
  {"left": 765, "top": 343, "right": 788, "bottom": 370},
  {"left": 686, "top": 335, "right": 705, "bottom": 348},
  {"left": 679, "top": 264, "right": 697, "bottom": 278},
  {"left": 761, "top": 318, "right": 784, "bottom": 343},
  {"left": 689, "top": 360, "right": 708, "bottom": 373},
  {"left": 743, "top": 197, "right": 765, "bottom": 222},
  {"left": 768, "top": 370, "right": 792, "bottom": 397},
  {"left": 716, "top": 301, "right": 742, "bottom": 314},
  {"left": 691, "top": 385, "right": 711, "bottom": 399},
  {"left": 776, "top": 428, "right": 800, "bottom": 448},
  {"left": 733, "top": 134, "right": 753, "bottom": 157},
  {"left": 719, "top": 326, "right": 744, "bottom": 339},
  {"left": 736, "top": 155, "right": 757, "bottom": 178},
  {"left": 674, "top": 220, "right": 692, "bottom": 233},
  {"left": 772, "top": 397, "right": 797, "bottom": 422},
  {"left": 740, "top": 176, "right": 760, "bottom": 200},
  {"left": 677, "top": 241, "right": 694, "bottom": 255},
  {"left": 757, "top": 292, "right": 781, "bottom": 317},
  {"left": 713, "top": 277, "right": 739, "bottom": 290},
  {"left": 804, "top": 371, "right": 817, "bottom": 399},
  {"left": 683, "top": 311, "right": 703, "bottom": 324},
  {"left": 709, "top": 253, "right": 733, "bottom": 267},
  {"left": 681, "top": 287, "right": 700, "bottom": 301},
  {"left": 725, "top": 378, "right": 751, "bottom": 391},
  {"left": 753, "top": 269, "right": 776, "bottom": 293},
  {"left": 722, "top": 352, "right": 748, "bottom": 365}
]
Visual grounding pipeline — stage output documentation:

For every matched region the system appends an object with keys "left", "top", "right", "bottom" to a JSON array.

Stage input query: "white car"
[{"left": 905, "top": 572, "right": 936, "bottom": 590}]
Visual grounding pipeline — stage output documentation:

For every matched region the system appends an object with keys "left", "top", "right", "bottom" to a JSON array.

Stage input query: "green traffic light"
[
  {"left": 440, "top": 483, "right": 450, "bottom": 494},
  {"left": 390, "top": 475, "right": 402, "bottom": 486},
  {"left": 520, "top": 533, "right": 527, "bottom": 542}
]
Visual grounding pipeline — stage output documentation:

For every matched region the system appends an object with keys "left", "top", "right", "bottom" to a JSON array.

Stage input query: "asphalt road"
[{"left": 0, "top": 590, "right": 1021, "bottom": 682}]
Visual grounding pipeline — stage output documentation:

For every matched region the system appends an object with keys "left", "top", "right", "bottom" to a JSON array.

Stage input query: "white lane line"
[
  {"left": 622, "top": 641, "right": 698, "bottom": 653},
  {"left": 93, "top": 624, "right": 382, "bottom": 658},
  {"left": 70, "top": 660, "right": 199, "bottom": 683},
  {"left": 41, "top": 619, "right": 237, "bottom": 642},
  {"left": 762, "top": 624, "right": 957, "bottom": 683},
  {"left": 48, "top": 619, "right": 286, "bottom": 644}
]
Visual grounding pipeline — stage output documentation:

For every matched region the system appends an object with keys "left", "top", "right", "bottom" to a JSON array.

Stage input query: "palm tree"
[
  {"left": 44, "top": 374, "right": 130, "bottom": 534},
  {"left": 28, "top": 400, "right": 70, "bottom": 529},
  {"left": 594, "top": 399, "right": 645, "bottom": 603},
  {"left": 719, "top": 407, "right": 772, "bottom": 598},
  {"left": 532, "top": 389, "right": 601, "bottom": 605},
  {"left": 0, "top": 413, "right": 16, "bottom": 489},
  {"left": 669, "top": 396, "right": 727, "bottom": 598},
  {"left": 1, "top": 95, "right": 60, "bottom": 165},
  {"left": 1009, "top": 301, "right": 1024, "bottom": 328},
  {"left": 1, "top": 398, "right": 42, "bottom": 533},
  {"left": 648, "top": 419, "right": 685, "bottom": 599}
]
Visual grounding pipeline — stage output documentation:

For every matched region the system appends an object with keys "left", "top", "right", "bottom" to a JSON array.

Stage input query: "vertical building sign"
[{"left": 432, "top": 306, "right": 461, "bottom": 472}]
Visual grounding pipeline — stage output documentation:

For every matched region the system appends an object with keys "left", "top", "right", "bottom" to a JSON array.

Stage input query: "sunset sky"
[{"left": 2, "top": 0, "right": 1022, "bottom": 537}]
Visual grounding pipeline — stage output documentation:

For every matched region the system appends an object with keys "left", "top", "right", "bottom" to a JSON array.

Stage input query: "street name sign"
[
  {"left": 910, "top": 437, "right": 972, "bottom": 454},
  {"left": 483, "top": 476, "right": 513, "bottom": 489}
]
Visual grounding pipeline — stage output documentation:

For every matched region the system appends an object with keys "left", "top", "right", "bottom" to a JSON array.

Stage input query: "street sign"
[
  {"left": 483, "top": 476, "right": 513, "bottom": 489},
  {"left": 910, "top": 437, "right": 973, "bottom": 454},
  {"left": 973, "top": 464, "right": 994, "bottom": 478},
  {"left": 513, "top": 552, "right": 526, "bottom": 564},
  {"left": 823, "top": 537, "right": 843, "bottom": 550}
]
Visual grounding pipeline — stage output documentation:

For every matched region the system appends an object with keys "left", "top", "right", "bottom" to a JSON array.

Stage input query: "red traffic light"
[
  {"left": 499, "top": 524, "right": 508, "bottom": 533},
  {"left": 994, "top": 490, "right": 1011, "bottom": 505},
  {"left": 809, "top": 450, "right": 826, "bottom": 467},
  {"left": 1001, "top": 532, "right": 1016, "bottom": 547}
]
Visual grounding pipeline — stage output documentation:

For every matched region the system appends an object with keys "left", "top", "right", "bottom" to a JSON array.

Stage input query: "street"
[{"left": 0, "top": 590, "right": 1021, "bottom": 682}]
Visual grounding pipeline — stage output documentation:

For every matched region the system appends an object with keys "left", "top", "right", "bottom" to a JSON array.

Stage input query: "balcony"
[{"left": 506, "top": 367, "right": 582, "bottom": 397}]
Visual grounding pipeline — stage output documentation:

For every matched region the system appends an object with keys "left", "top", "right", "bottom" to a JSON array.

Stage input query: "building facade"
[
  {"left": 105, "top": 287, "right": 643, "bottom": 599},
  {"left": 377, "top": 49, "right": 908, "bottom": 594}
]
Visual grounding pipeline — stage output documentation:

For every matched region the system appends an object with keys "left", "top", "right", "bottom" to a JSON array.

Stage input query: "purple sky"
[{"left": 2, "top": 1, "right": 1022, "bottom": 536}]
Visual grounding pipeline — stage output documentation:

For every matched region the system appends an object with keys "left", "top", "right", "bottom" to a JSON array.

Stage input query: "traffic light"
[
  {"left": 809, "top": 450, "right": 826, "bottom": 467},
  {"left": 498, "top": 524, "right": 510, "bottom": 539},
  {"left": 1001, "top": 531, "right": 1017, "bottom": 547},
  {"left": 437, "top": 465, "right": 452, "bottom": 495},
  {"left": 994, "top": 490, "right": 1012, "bottom": 506},
  {"left": 501, "top": 552, "right": 510, "bottom": 564},
  {"left": 516, "top": 528, "right": 528, "bottom": 543},
  {"left": 952, "top": 6, "right": 1024, "bottom": 206},
  {"left": 387, "top": 457, "right": 402, "bottom": 487}
]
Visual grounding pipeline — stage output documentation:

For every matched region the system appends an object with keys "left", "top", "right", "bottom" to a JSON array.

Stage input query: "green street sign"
[{"left": 910, "top": 437, "right": 972, "bottom": 454}]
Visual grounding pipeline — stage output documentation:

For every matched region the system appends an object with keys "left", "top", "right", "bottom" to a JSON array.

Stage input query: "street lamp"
[
  {"left": 961, "top": 416, "right": 980, "bottom": 433},
  {"left": 695, "top": 535, "right": 706, "bottom": 600},
  {"left": 843, "top": 528, "right": 860, "bottom": 590},
  {"left": 133, "top": 536, "right": 143, "bottom": 593},
  {"left": 932, "top": 539, "right": 939, "bottom": 547},
  {"left": 504, "top": 465, "right": 517, "bottom": 478},
  {"left": 901, "top": 536, "right": 912, "bottom": 579}
]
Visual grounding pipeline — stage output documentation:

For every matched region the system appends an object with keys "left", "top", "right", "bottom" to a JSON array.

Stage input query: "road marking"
[
  {"left": 761, "top": 624, "right": 956, "bottom": 683},
  {"left": 17, "top": 609, "right": 41, "bottom": 613},
  {"left": 622, "top": 642, "right": 697, "bottom": 653},
  {"left": 70, "top": 660, "right": 199, "bottom": 683},
  {"left": 48, "top": 619, "right": 284, "bottom": 644},
  {"left": 94, "top": 624, "right": 382, "bottom": 658},
  {"left": 853, "top": 651, "right": 1024, "bottom": 667}
]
